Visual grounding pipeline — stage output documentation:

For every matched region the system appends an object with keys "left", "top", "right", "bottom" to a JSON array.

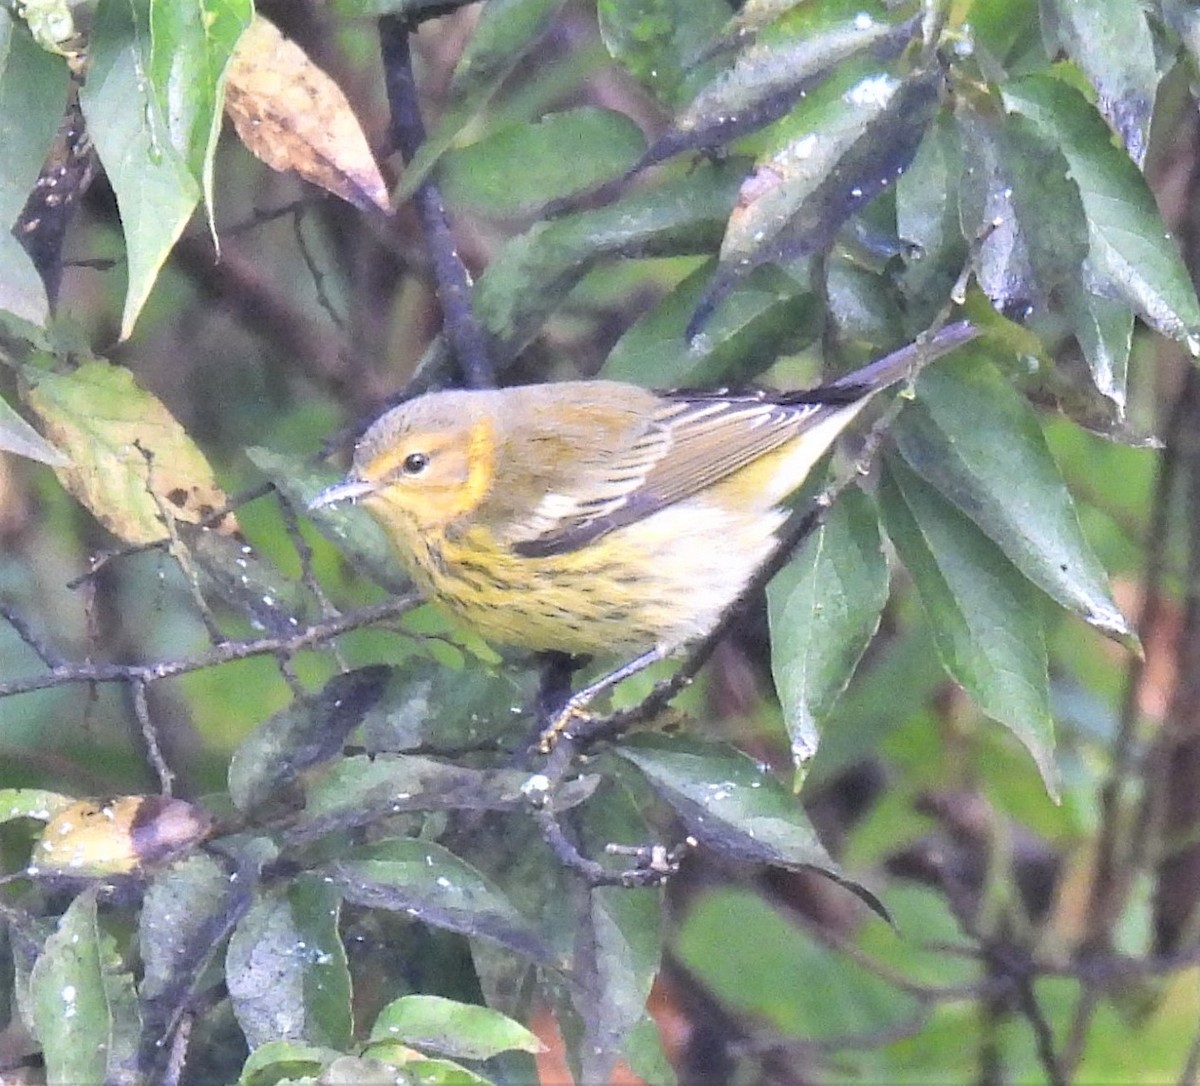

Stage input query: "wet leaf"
[
  {"left": 326, "top": 837, "right": 557, "bottom": 965},
  {"left": 228, "top": 666, "right": 392, "bottom": 812},
  {"left": 1039, "top": 0, "right": 1158, "bottom": 166},
  {"left": 148, "top": 0, "right": 251, "bottom": 225},
  {"left": 296, "top": 752, "right": 598, "bottom": 841},
  {"left": 896, "top": 111, "right": 967, "bottom": 326},
  {"left": 653, "top": 1, "right": 913, "bottom": 163},
  {"left": 354, "top": 656, "right": 535, "bottom": 755},
  {"left": 617, "top": 735, "right": 885, "bottom": 916},
  {"left": 80, "top": 0, "right": 201, "bottom": 339},
  {"left": 768, "top": 486, "right": 890, "bottom": 772},
  {"left": 878, "top": 455, "right": 1058, "bottom": 796},
  {"left": 236, "top": 1039, "right": 344, "bottom": 1086},
  {"left": 1002, "top": 74, "right": 1200, "bottom": 346},
  {"left": 569, "top": 782, "right": 668, "bottom": 1084},
  {"left": 367, "top": 994, "right": 544, "bottom": 1059},
  {"left": 175, "top": 520, "right": 314, "bottom": 637},
  {"left": 955, "top": 99, "right": 1088, "bottom": 331},
  {"left": 0, "top": 232, "right": 49, "bottom": 325},
  {"left": 23, "top": 357, "right": 234, "bottom": 545},
  {"left": 226, "top": 876, "right": 353, "bottom": 1050},
  {"left": 30, "top": 796, "right": 212, "bottom": 877},
  {"left": 27, "top": 889, "right": 141, "bottom": 1086},
  {"left": 691, "top": 64, "right": 939, "bottom": 336},
  {"left": 139, "top": 852, "right": 244, "bottom": 1039},
  {"left": 0, "top": 10, "right": 71, "bottom": 323},
  {"left": 894, "top": 354, "right": 1132, "bottom": 645},
  {"left": 225, "top": 15, "right": 389, "bottom": 213}
]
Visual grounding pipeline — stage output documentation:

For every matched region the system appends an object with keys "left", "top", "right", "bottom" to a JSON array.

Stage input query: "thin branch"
[
  {"left": 131, "top": 680, "right": 174, "bottom": 795},
  {"left": 0, "top": 595, "right": 421, "bottom": 700},
  {"left": 0, "top": 599, "right": 64, "bottom": 668}
]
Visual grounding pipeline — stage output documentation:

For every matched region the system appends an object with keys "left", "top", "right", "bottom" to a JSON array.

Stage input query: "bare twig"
[
  {"left": 0, "top": 595, "right": 420, "bottom": 701},
  {"left": 131, "top": 680, "right": 174, "bottom": 795}
]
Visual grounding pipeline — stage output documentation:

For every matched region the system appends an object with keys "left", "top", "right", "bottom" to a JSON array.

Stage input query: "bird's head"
[{"left": 309, "top": 391, "right": 498, "bottom": 533}]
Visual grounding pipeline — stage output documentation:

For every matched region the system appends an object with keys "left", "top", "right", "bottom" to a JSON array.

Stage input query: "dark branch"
[{"left": 379, "top": 16, "right": 495, "bottom": 390}]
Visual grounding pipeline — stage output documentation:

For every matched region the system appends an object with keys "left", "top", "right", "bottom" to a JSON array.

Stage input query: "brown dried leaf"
[
  {"left": 23, "top": 359, "right": 235, "bottom": 544},
  {"left": 224, "top": 15, "right": 390, "bottom": 213}
]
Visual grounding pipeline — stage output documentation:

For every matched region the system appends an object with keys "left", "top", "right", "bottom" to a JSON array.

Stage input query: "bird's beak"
[{"left": 308, "top": 477, "right": 379, "bottom": 511}]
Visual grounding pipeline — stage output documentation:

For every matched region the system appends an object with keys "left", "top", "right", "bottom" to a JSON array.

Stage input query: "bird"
[{"left": 310, "top": 321, "right": 977, "bottom": 732}]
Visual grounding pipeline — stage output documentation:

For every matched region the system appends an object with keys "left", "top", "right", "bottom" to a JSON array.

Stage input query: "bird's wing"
[{"left": 505, "top": 392, "right": 836, "bottom": 558}]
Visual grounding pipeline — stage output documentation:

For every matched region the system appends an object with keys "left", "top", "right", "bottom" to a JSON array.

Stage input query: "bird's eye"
[{"left": 402, "top": 451, "right": 430, "bottom": 475}]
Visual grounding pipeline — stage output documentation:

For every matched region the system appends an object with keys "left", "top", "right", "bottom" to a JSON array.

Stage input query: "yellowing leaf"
[
  {"left": 23, "top": 359, "right": 234, "bottom": 544},
  {"left": 31, "top": 796, "right": 213, "bottom": 877},
  {"left": 224, "top": 15, "right": 390, "bottom": 213}
]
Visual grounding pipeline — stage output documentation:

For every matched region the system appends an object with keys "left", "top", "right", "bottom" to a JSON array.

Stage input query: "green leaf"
[
  {"left": 228, "top": 666, "right": 391, "bottom": 812},
  {"left": 597, "top": 0, "right": 727, "bottom": 106},
  {"left": 354, "top": 657, "right": 536, "bottom": 755},
  {"left": 298, "top": 752, "right": 597, "bottom": 835},
  {"left": 440, "top": 107, "right": 645, "bottom": 217},
  {"left": 0, "top": 233, "right": 49, "bottom": 326},
  {"left": 893, "top": 354, "right": 1132, "bottom": 644},
  {"left": 656, "top": 0, "right": 910, "bottom": 160},
  {"left": 617, "top": 736, "right": 885, "bottom": 916},
  {"left": 0, "top": 11, "right": 71, "bottom": 227},
  {"left": 878, "top": 454, "right": 1058, "bottom": 795},
  {"left": 326, "top": 837, "right": 558, "bottom": 965},
  {"left": 139, "top": 853, "right": 243, "bottom": 1032},
  {"left": 569, "top": 782, "right": 669, "bottom": 1085},
  {"left": 674, "top": 886, "right": 921, "bottom": 1038},
  {"left": 397, "top": 0, "right": 569, "bottom": 199},
  {"left": 601, "top": 260, "right": 819, "bottom": 388},
  {"left": 0, "top": 393, "right": 67, "bottom": 465},
  {"left": 27, "top": 889, "right": 141, "bottom": 1086},
  {"left": 896, "top": 111, "right": 967, "bottom": 325},
  {"left": 1039, "top": 0, "right": 1158, "bottom": 166},
  {"left": 692, "top": 64, "right": 939, "bottom": 334},
  {"left": 0, "top": 788, "right": 73, "bottom": 824},
  {"left": 236, "top": 1038, "right": 343, "bottom": 1086},
  {"left": 472, "top": 157, "right": 741, "bottom": 367},
  {"left": 1002, "top": 73, "right": 1200, "bottom": 346},
  {"left": 368, "top": 994, "right": 543, "bottom": 1059},
  {"left": 80, "top": 0, "right": 200, "bottom": 339},
  {"left": 768, "top": 486, "right": 890, "bottom": 771},
  {"left": 147, "top": 0, "right": 252, "bottom": 228},
  {"left": 226, "top": 876, "right": 353, "bottom": 1050},
  {"left": 955, "top": 100, "right": 1088, "bottom": 333}
]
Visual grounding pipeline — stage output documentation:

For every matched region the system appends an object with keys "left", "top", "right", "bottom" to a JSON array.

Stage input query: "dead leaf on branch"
[
  {"left": 23, "top": 359, "right": 235, "bottom": 545},
  {"left": 224, "top": 15, "right": 391, "bottom": 214}
]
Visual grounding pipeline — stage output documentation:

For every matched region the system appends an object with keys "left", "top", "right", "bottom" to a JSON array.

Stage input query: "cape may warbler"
[{"left": 311, "top": 322, "right": 976, "bottom": 678}]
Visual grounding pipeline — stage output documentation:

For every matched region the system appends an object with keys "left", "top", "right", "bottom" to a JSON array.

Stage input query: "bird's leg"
[{"left": 536, "top": 646, "right": 667, "bottom": 753}]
